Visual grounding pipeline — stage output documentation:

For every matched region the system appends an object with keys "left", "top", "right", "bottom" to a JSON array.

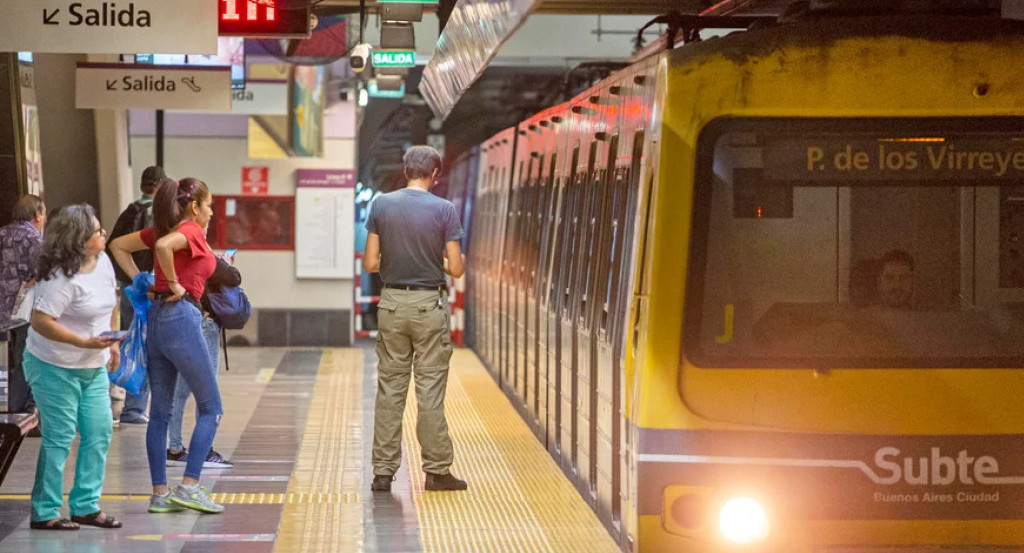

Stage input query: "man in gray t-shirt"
[{"left": 363, "top": 145, "right": 467, "bottom": 493}]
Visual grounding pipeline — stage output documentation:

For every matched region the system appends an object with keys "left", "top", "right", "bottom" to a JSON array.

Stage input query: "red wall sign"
[{"left": 242, "top": 166, "right": 269, "bottom": 195}]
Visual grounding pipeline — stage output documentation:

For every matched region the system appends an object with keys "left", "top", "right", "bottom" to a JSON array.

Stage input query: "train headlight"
[{"left": 718, "top": 497, "right": 770, "bottom": 544}]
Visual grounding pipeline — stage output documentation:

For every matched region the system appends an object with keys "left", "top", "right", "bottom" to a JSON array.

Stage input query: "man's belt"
[{"left": 384, "top": 284, "right": 445, "bottom": 291}]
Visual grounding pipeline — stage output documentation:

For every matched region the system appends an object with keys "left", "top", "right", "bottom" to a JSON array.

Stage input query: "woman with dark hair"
[
  {"left": 109, "top": 177, "right": 224, "bottom": 514},
  {"left": 24, "top": 204, "right": 121, "bottom": 530}
]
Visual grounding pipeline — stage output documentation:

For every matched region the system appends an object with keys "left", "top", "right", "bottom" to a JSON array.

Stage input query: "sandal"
[
  {"left": 70, "top": 511, "right": 122, "bottom": 529},
  {"left": 30, "top": 518, "right": 79, "bottom": 530}
]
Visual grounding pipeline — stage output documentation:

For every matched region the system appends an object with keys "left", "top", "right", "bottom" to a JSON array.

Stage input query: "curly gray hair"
[{"left": 37, "top": 204, "right": 97, "bottom": 281}]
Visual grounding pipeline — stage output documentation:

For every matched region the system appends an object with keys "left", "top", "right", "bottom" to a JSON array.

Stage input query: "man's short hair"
[
  {"left": 140, "top": 165, "right": 166, "bottom": 194},
  {"left": 880, "top": 249, "right": 914, "bottom": 270},
  {"left": 403, "top": 146, "right": 442, "bottom": 180},
  {"left": 11, "top": 194, "right": 44, "bottom": 223}
]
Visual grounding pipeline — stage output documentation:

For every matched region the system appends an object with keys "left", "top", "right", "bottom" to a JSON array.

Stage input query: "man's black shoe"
[
  {"left": 424, "top": 473, "right": 468, "bottom": 491},
  {"left": 371, "top": 475, "right": 394, "bottom": 492}
]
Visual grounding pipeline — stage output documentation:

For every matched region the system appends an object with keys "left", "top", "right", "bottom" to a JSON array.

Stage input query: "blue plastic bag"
[{"left": 108, "top": 272, "right": 153, "bottom": 398}]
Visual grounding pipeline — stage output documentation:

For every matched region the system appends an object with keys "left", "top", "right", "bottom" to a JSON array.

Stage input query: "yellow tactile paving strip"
[
  {"left": 272, "top": 348, "right": 364, "bottom": 553},
  {"left": 403, "top": 349, "right": 621, "bottom": 553}
]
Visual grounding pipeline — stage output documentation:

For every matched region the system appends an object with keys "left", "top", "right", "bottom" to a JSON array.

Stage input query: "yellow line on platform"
[
  {"left": 403, "top": 349, "right": 620, "bottom": 553},
  {"left": 272, "top": 348, "right": 364, "bottom": 553},
  {"left": 256, "top": 368, "right": 276, "bottom": 383},
  {"left": 0, "top": 492, "right": 358, "bottom": 505}
]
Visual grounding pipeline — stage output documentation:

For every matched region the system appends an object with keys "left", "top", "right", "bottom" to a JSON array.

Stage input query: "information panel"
[{"left": 295, "top": 169, "right": 356, "bottom": 279}]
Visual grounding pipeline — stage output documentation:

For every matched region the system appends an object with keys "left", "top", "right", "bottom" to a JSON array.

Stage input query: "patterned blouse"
[{"left": 0, "top": 221, "right": 42, "bottom": 331}]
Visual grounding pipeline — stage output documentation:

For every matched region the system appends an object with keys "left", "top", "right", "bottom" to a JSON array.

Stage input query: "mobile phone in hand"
[
  {"left": 98, "top": 330, "right": 129, "bottom": 341},
  {"left": 224, "top": 248, "right": 238, "bottom": 260}
]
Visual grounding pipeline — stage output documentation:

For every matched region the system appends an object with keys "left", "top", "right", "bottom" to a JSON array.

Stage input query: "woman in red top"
[{"left": 109, "top": 178, "right": 224, "bottom": 514}]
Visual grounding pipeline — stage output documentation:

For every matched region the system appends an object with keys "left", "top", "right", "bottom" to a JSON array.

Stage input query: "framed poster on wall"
[{"left": 208, "top": 195, "right": 294, "bottom": 250}]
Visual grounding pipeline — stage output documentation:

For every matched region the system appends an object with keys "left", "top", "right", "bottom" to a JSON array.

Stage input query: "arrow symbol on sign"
[
  {"left": 106, "top": 80, "right": 117, "bottom": 90},
  {"left": 42, "top": 8, "right": 59, "bottom": 25}
]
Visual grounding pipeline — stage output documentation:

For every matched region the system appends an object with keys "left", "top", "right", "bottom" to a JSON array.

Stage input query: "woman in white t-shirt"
[{"left": 24, "top": 205, "right": 122, "bottom": 531}]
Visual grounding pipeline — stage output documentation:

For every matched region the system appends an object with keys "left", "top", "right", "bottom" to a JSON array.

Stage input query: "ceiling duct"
[
  {"left": 381, "top": 3, "right": 424, "bottom": 22},
  {"left": 376, "top": 66, "right": 410, "bottom": 77},
  {"left": 376, "top": 75, "right": 405, "bottom": 91},
  {"left": 381, "top": 22, "right": 416, "bottom": 49}
]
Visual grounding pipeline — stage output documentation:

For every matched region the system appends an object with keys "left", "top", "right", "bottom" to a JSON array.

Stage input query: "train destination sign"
[
  {"left": 764, "top": 138, "right": 1024, "bottom": 182},
  {"left": 75, "top": 63, "right": 231, "bottom": 111},
  {"left": 0, "top": 0, "right": 217, "bottom": 54},
  {"left": 373, "top": 50, "right": 416, "bottom": 68}
]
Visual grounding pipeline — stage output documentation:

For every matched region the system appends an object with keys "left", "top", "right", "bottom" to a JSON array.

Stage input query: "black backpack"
[{"left": 109, "top": 199, "right": 154, "bottom": 284}]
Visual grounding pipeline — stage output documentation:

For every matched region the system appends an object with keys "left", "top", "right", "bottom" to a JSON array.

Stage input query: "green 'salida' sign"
[{"left": 372, "top": 50, "right": 416, "bottom": 68}]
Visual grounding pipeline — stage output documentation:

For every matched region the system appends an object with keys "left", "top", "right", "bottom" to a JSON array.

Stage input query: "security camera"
[{"left": 350, "top": 43, "right": 372, "bottom": 74}]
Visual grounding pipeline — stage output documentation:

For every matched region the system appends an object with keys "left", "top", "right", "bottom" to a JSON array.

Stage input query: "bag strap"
[{"left": 221, "top": 327, "right": 229, "bottom": 372}]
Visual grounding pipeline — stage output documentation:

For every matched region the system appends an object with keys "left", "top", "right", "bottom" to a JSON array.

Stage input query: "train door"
[
  {"left": 574, "top": 139, "right": 601, "bottom": 498},
  {"left": 525, "top": 144, "right": 547, "bottom": 432},
  {"left": 478, "top": 147, "right": 499, "bottom": 375},
  {"left": 496, "top": 159, "right": 511, "bottom": 390},
  {"left": 591, "top": 131, "right": 622, "bottom": 525},
  {"left": 557, "top": 145, "right": 582, "bottom": 475},
  {"left": 536, "top": 134, "right": 561, "bottom": 444},
  {"left": 544, "top": 130, "right": 569, "bottom": 452},
  {"left": 471, "top": 155, "right": 484, "bottom": 365},
  {"left": 517, "top": 148, "right": 537, "bottom": 408}
]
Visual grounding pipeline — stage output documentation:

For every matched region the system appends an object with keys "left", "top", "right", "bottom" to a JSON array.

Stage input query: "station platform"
[{"left": 0, "top": 346, "right": 619, "bottom": 553}]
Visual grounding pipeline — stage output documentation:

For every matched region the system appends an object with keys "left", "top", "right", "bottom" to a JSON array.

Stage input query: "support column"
[
  {"left": 93, "top": 108, "right": 134, "bottom": 231},
  {"left": 87, "top": 53, "right": 132, "bottom": 229},
  {"left": 0, "top": 54, "right": 26, "bottom": 227}
]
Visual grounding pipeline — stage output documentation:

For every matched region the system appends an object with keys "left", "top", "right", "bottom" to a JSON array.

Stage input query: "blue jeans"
[
  {"left": 168, "top": 316, "right": 220, "bottom": 452},
  {"left": 146, "top": 299, "right": 223, "bottom": 484},
  {"left": 120, "top": 292, "right": 149, "bottom": 420}
]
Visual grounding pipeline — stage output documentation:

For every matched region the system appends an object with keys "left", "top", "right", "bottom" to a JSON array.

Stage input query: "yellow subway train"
[{"left": 450, "top": 7, "right": 1024, "bottom": 552}]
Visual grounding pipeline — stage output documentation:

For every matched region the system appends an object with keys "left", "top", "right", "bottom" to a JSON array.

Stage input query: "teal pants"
[{"left": 23, "top": 352, "right": 113, "bottom": 522}]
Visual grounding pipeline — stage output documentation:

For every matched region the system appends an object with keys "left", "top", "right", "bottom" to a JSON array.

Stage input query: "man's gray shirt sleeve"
[{"left": 445, "top": 203, "right": 463, "bottom": 243}]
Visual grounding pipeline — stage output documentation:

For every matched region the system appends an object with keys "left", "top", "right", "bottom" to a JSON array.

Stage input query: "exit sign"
[
  {"left": 373, "top": 50, "right": 416, "bottom": 68},
  {"left": 219, "top": 0, "right": 310, "bottom": 38}
]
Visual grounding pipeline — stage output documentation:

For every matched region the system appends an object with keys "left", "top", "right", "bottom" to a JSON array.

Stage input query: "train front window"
[{"left": 689, "top": 120, "right": 1024, "bottom": 368}]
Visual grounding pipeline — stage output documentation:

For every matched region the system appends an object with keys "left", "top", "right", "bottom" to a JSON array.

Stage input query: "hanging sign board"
[
  {"left": 230, "top": 81, "right": 288, "bottom": 115},
  {"left": 0, "top": 0, "right": 217, "bottom": 54},
  {"left": 75, "top": 63, "right": 231, "bottom": 110},
  {"left": 372, "top": 50, "right": 416, "bottom": 68},
  {"left": 19, "top": 62, "right": 36, "bottom": 106}
]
